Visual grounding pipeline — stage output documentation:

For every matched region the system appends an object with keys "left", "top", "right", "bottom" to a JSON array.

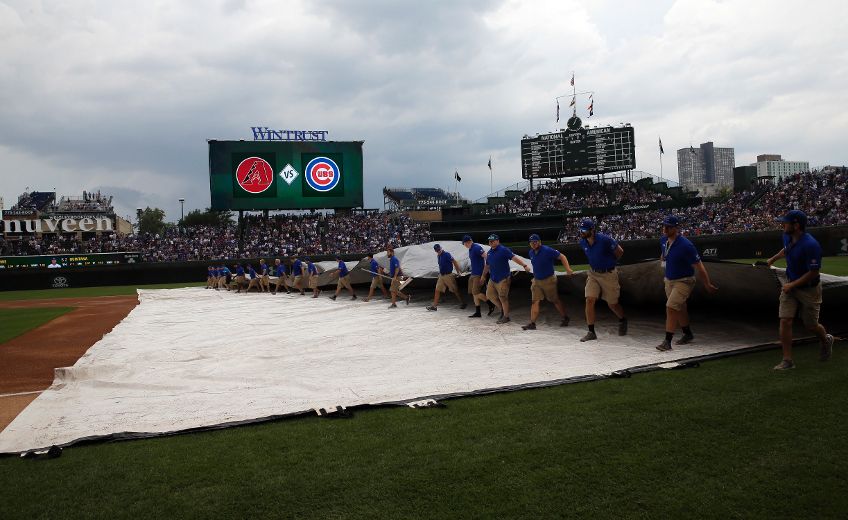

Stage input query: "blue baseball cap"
[
  {"left": 662, "top": 215, "right": 680, "bottom": 227},
  {"left": 579, "top": 218, "right": 595, "bottom": 232},
  {"left": 433, "top": 244, "right": 442, "bottom": 251},
  {"left": 528, "top": 234, "right": 541, "bottom": 242},
  {"left": 487, "top": 233, "right": 499, "bottom": 241},
  {"left": 461, "top": 234, "right": 473, "bottom": 243},
  {"left": 777, "top": 209, "right": 807, "bottom": 227}
]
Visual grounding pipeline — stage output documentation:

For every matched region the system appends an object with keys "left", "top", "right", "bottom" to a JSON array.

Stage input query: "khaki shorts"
[
  {"left": 337, "top": 276, "right": 352, "bottom": 290},
  {"left": 531, "top": 275, "right": 559, "bottom": 302},
  {"left": 664, "top": 277, "right": 696, "bottom": 310},
  {"left": 468, "top": 275, "right": 484, "bottom": 296},
  {"left": 292, "top": 275, "right": 302, "bottom": 288},
  {"left": 370, "top": 277, "right": 385, "bottom": 290},
  {"left": 486, "top": 278, "right": 511, "bottom": 302},
  {"left": 585, "top": 269, "right": 621, "bottom": 305},
  {"left": 779, "top": 283, "right": 822, "bottom": 328},
  {"left": 274, "top": 274, "right": 287, "bottom": 286},
  {"left": 435, "top": 273, "right": 459, "bottom": 294},
  {"left": 308, "top": 275, "right": 318, "bottom": 289},
  {"left": 390, "top": 278, "right": 401, "bottom": 293},
  {"left": 235, "top": 275, "right": 245, "bottom": 285}
]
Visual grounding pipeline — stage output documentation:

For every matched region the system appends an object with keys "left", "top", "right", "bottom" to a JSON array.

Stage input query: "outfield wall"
[{"left": 0, "top": 226, "right": 845, "bottom": 291}]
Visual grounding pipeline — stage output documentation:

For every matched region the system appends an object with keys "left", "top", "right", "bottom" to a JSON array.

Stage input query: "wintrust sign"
[{"left": 3, "top": 217, "right": 113, "bottom": 233}]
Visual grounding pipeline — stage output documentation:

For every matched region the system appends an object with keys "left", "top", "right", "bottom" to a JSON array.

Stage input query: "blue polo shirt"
[
  {"left": 275, "top": 265, "right": 285, "bottom": 277},
  {"left": 389, "top": 256, "right": 401, "bottom": 277},
  {"left": 292, "top": 260, "right": 303, "bottom": 276},
  {"left": 207, "top": 268, "right": 213, "bottom": 278},
  {"left": 221, "top": 267, "right": 230, "bottom": 276},
  {"left": 437, "top": 251, "right": 454, "bottom": 275},
  {"left": 529, "top": 245, "right": 560, "bottom": 280},
  {"left": 369, "top": 259, "right": 379, "bottom": 278},
  {"left": 307, "top": 262, "right": 317, "bottom": 275},
  {"left": 248, "top": 266, "right": 257, "bottom": 279},
  {"left": 783, "top": 232, "right": 822, "bottom": 283},
  {"left": 236, "top": 265, "right": 244, "bottom": 276},
  {"left": 487, "top": 245, "right": 515, "bottom": 283},
  {"left": 259, "top": 263, "right": 268, "bottom": 275},
  {"left": 338, "top": 261, "right": 349, "bottom": 277},
  {"left": 580, "top": 233, "right": 619, "bottom": 271},
  {"left": 468, "top": 243, "right": 485, "bottom": 276},
  {"left": 661, "top": 235, "right": 700, "bottom": 280}
]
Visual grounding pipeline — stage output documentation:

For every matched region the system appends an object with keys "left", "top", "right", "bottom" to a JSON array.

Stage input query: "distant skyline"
[{"left": 1, "top": 0, "right": 846, "bottom": 221}]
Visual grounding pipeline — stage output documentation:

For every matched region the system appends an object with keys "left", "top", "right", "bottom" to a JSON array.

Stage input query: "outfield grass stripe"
[{"left": 0, "top": 307, "right": 76, "bottom": 344}]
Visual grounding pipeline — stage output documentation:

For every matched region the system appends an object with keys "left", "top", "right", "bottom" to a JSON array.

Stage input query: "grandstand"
[
  {"left": 383, "top": 187, "right": 466, "bottom": 212},
  {"left": 8, "top": 191, "right": 56, "bottom": 213}
]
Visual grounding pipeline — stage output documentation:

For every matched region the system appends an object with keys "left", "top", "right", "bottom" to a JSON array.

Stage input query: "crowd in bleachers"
[
  {"left": 0, "top": 212, "right": 432, "bottom": 261},
  {"left": 557, "top": 170, "right": 848, "bottom": 242},
  {"left": 488, "top": 179, "right": 673, "bottom": 215}
]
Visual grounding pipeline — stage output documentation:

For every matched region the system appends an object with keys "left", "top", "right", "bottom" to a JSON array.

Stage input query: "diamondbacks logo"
[
  {"left": 236, "top": 157, "right": 274, "bottom": 194},
  {"left": 304, "top": 157, "right": 340, "bottom": 192}
]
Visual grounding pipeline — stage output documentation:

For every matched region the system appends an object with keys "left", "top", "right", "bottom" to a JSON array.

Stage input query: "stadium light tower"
[{"left": 179, "top": 198, "right": 185, "bottom": 234}]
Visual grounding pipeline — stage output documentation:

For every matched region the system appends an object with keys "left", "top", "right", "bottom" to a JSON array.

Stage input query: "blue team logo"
[{"left": 304, "top": 157, "right": 341, "bottom": 192}]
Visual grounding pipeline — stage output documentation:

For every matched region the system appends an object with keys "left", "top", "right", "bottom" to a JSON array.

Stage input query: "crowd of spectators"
[
  {"left": 487, "top": 179, "right": 672, "bottom": 215},
  {"left": 2, "top": 169, "right": 845, "bottom": 261},
  {"left": 557, "top": 169, "right": 848, "bottom": 242},
  {"left": 1, "top": 212, "right": 432, "bottom": 261}
]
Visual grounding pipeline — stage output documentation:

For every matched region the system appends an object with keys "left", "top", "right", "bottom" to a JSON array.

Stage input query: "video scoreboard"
[{"left": 520, "top": 125, "right": 636, "bottom": 179}]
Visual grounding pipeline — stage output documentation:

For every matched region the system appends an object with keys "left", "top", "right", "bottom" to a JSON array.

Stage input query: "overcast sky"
[{"left": 1, "top": 0, "right": 846, "bottom": 221}]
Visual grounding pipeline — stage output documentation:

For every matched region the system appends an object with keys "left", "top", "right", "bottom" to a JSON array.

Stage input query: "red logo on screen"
[{"left": 236, "top": 157, "right": 273, "bottom": 194}]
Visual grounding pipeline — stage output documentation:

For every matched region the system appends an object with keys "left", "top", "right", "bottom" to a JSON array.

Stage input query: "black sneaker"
[
  {"left": 560, "top": 316, "right": 570, "bottom": 327},
  {"left": 426, "top": 305, "right": 437, "bottom": 311},
  {"left": 580, "top": 331, "right": 597, "bottom": 342},
  {"left": 496, "top": 316, "right": 511, "bottom": 325},
  {"left": 675, "top": 334, "right": 694, "bottom": 345},
  {"left": 618, "top": 319, "right": 628, "bottom": 336},
  {"left": 487, "top": 302, "right": 496, "bottom": 316},
  {"left": 406, "top": 293, "right": 412, "bottom": 305},
  {"left": 351, "top": 295, "right": 357, "bottom": 300},
  {"left": 656, "top": 340, "right": 673, "bottom": 352},
  {"left": 459, "top": 303, "right": 467, "bottom": 310},
  {"left": 388, "top": 303, "right": 397, "bottom": 309},
  {"left": 329, "top": 295, "right": 337, "bottom": 301},
  {"left": 821, "top": 334, "right": 834, "bottom": 361},
  {"left": 468, "top": 311, "right": 482, "bottom": 318},
  {"left": 522, "top": 322, "right": 536, "bottom": 330}
]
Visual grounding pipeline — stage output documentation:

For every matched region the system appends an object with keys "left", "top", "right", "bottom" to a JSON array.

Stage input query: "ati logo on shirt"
[
  {"left": 305, "top": 156, "right": 340, "bottom": 192},
  {"left": 236, "top": 157, "right": 274, "bottom": 194}
]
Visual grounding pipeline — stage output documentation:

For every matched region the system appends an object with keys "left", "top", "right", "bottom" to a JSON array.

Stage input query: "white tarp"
[{"left": 0, "top": 279, "right": 778, "bottom": 453}]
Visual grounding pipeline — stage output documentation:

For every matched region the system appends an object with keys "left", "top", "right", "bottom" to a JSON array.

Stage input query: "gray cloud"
[{"left": 1, "top": 0, "right": 846, "bottom": 221}]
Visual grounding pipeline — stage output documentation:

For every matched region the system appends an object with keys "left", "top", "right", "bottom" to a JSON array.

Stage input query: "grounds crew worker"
[
  {"left": 656, "top": 215, "right": 718, "bottom": 351},
  {"left": 482, "top": 233, "right": 531, "bottom": 325},
  {"left": 578, "top": 218, "right": 628, "bottom": 341},
  {"left": 272, "top": 258, "right": 290, "bottom": 295},
  {"left": 522, "top": 234, "right": 572, "bottom": 330},
  {"left": 329, "top": 255, "right": 357, "bottom": 301},
  {"left": 258, "top": 259, "right": 270, "bottom": 293},
  {"left": 291, "top": 255, "right": 305, "bottom": 295},
  {"left": 363, "top": 253, "right": 389, "bottom": 302},
  {"left": 306, "top": 258, "right": 321, "bottom": 298},
  {"left": 462, "top": 235, "right": 495, "bottom": 318},
  {"left": 767, "top": 210, "right": 834, "bottom": 370},
  {"left": 426, "top": 244, "right": 467, "bottom": 311},
  {"left": 387, "top": 245, "right": 411, "bottom": 308}
]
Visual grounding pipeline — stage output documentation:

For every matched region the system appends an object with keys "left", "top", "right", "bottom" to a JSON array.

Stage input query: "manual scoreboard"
[{"left": 521, "top": 124, "right": 635, "bottom": 179}]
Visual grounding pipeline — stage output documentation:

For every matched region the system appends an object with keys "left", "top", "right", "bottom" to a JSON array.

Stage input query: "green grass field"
[
  {"left": 0, "top": 307, "right": 75, "bottom": 344},
  {"left": 0, "top": 341, "right": 845, "bottom": 519}
]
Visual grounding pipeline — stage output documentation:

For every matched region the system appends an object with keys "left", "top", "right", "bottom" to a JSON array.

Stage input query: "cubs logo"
[
  {"left": 304, "top": 157, "right": 341, "bottom": 192},
  {"left": 236, "top": 157, "right": 274, "bottom": 194}
]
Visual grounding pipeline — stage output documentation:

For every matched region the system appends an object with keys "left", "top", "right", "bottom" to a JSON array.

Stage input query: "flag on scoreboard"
[
  {"left": 454, "top": 171, "right": 462, "bottom": 182},
  {"left": 570, "top": 73, "right": 574, "bottom": 86},
  {"left": 556, "top": 100, "right": 559, "bottom": 122},
  {"left": 569, "top": 96, "right": 575, "bottom": 107},
  {"left": 588, "top": 95, "right": 594, "bottom": 116},
  {"left": 690, "top": 145, "right": 696, "bottom": 155},
  {"left": 488, "top": 157, "right": 492, "bottom": 171},
  {"left": 659, "top": 137, "right": 665, "bottom": 154}
]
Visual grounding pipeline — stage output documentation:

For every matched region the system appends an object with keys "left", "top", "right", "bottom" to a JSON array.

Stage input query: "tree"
[
  {"left": 180, "top": 208, "right": 234, "bottom": 228},
  {"left": 138, "top": 207, "right": 166, "bottom": 235}
]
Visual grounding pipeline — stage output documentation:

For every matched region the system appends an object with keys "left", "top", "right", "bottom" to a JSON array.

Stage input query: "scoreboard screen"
[
  {"left": 209, "top": 140, "right": 364, "bottom": 211},
  {"left": 521, "top": 125, "right": 635, "bottom": 179}
]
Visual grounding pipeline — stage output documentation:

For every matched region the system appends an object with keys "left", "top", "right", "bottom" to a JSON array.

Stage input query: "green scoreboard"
[{"left": 208, "top": 140, "right": 364, "bottom": 210}]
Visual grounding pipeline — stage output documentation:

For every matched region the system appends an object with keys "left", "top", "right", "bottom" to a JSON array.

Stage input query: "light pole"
[{"left": 178, "top": 198, "right": 185, "bottom": 234}]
